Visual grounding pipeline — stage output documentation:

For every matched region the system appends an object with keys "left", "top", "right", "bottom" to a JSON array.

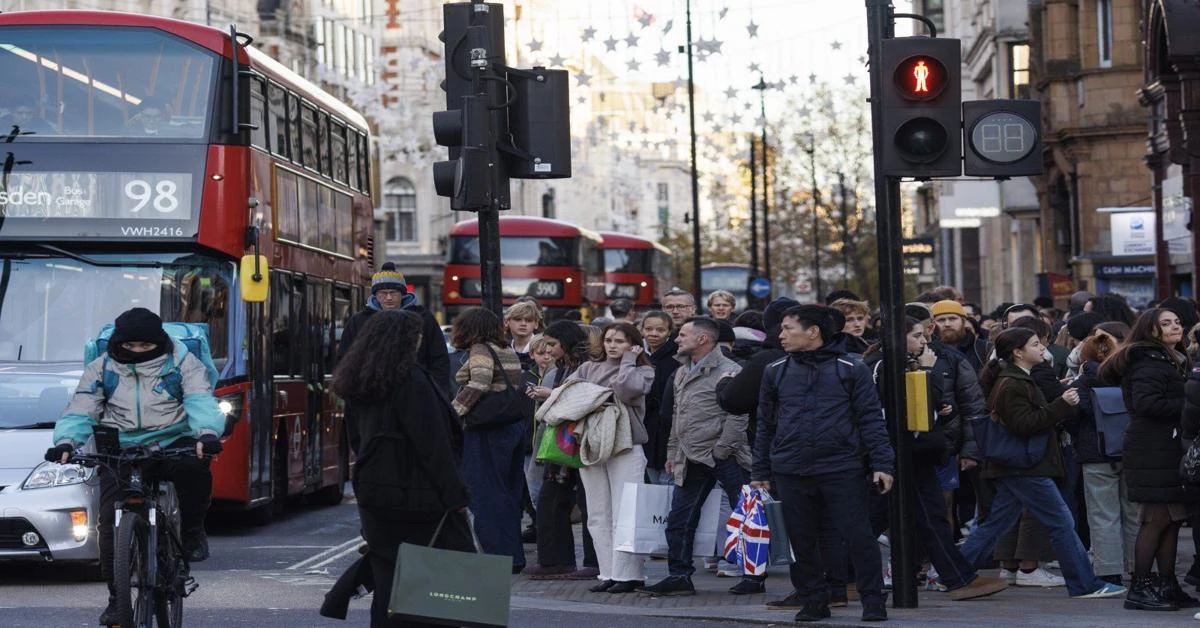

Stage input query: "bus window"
[
  {"left": 318, "top": 186, "right": 336, "bottom": 251},
  {"left": 161, "top": 265, "right": 230, "bottom": 365},
  {"left": 331, "top": 122, "right": 348, "bottom": 184},
  {"left": 270, "top": 272, "right": 293, "bottom": 376},
  {"left": 299, "top": 178, "right": 320, "bottom": 248},
  {"left": 268, "top": 83, "right": 288, "bottom": 159},
  {"left": 275, "top": 169, "right": 300, "bottom": 242},
  {"left": 287, "top": 93, "right": 301, "bottom": 163},
  {"left": 332, "top": 285, "right": 351, "bottom": 362},
  {"left": 308, "top": 281, "right": 332, "bottom": 374},
  {"left": 317, "top": 112, "right": 331, "bottom": 177},
  {"left": 346, "top": 130, "right": 359, "bottom": 190},
  {"left": 358, "top": 133, "right": 370, "bottom": 192},
  {"left": 249, "top": 77, "right": 268, "bottom": 150},
  {"left": 300, "top": 103, "right": 318, "bottom": 171},
  {"left": 335, "top": 192, "right": 353, "bottom": 256},
  {"left": 0, "top": 26, "right": 216, "bottom": 139}
]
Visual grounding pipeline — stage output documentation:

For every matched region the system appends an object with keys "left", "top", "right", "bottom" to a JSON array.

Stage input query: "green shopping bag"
[
  {"left": 388, "top": 512, "right": 512, "bottom": 627},
  {"left": 534, "top": 421, "right": 583, "bottom": 468}
]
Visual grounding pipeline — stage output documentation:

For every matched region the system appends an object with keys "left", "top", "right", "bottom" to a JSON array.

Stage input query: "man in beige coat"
[{"left": 640, "top": 317, "right": 757, "bottom": 597}]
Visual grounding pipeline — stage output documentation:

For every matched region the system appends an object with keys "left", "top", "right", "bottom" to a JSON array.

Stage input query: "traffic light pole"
[
  {"left": 470, "top": 0, "right": 503, "bottom": 316},
  {"left": 866, "top": 0, "right": 918, "bottom": 609}
]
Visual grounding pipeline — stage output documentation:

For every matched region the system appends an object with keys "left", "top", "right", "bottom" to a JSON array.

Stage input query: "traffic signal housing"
[
  {"left": 880, "top": 37, "right": 961, "bottom": 178},
  {"left": 962, "top": 99, "right": 1042, "bottom": 177}
]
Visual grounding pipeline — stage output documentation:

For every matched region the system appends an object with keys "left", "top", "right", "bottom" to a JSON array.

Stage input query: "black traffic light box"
[
  {"left": 880, "top": 37, "right": 961, "bottom": 178},
  {"left": 962, "top": 99, "right": 1042, "bottom": 177}
]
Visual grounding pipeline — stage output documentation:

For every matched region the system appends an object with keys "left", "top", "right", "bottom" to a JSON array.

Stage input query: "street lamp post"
[
  {"left": 753, "top": 76, "right": 771, "bottom": 287},
  {"left": 685, "top": 0, "right": 702, "bottom": 297},
  {"left": 803, "top": 134, "right": 821, "bottom": 300}
]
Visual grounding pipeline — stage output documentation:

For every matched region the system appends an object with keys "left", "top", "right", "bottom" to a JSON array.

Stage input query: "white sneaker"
[
  {"left": 702, "top": 556, "right": 720, "bottom": 570},
  {"left": 1045, "top": 560, "right": 1061, "bottom": 570},
  {"left": 1015, "top": 567, "right": 1066, "bottom": 587},
  {"left": 716, "top": 561, "right": 742, "bottom": 578},
  {"left": 997, "top": 568, "right": 1017, "bottom": 584}
]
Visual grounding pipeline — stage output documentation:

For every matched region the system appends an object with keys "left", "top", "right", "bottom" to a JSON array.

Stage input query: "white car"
[{"left": 0, "top": 361, "right": 101, "bottom": 576}]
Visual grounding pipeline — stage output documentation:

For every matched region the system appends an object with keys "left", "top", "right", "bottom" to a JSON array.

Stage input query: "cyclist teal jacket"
[{"left": 53, "top": 338, "right": 224, "bottom": 448}]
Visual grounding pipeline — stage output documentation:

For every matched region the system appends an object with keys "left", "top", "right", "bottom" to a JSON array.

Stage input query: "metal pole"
[
  {"left": 807, "top": 142, "right": 822, "bottom": 300},
  {"left": 749, "top": 136, "right": 759, "bottom": 286},
  {"left": 760, "top": 86, "right": 771, "bottom": 287},
  {"left": 471, "top": 0, "right": 503, "bottom": 315},
  {"left": 866, "top": 0, "right": 916, "bottom": 609},
  {"left": 686, "top": 0, "right": 702, "bottom": 297}
]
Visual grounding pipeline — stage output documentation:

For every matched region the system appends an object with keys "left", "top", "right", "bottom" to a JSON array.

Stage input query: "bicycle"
[{"left": 72, "top": 444, "right": 202, "bottom": 628}]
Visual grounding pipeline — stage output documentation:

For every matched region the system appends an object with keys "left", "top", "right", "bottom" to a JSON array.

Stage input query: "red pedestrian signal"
[{"left": 893, "top": 55, "right": 947, "bottom": 101}]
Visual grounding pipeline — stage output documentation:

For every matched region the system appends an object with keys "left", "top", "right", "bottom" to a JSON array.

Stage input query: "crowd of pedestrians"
[{"left": 333, "top": 260, "right": 1200, "bottom": 626}]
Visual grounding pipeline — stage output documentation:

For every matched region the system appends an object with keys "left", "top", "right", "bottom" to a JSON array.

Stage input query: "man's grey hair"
[
  {"left": 683, "top": 316, "right": 719, "bottom": 344},
  {"left": 663, "top": 288, "right": 696, "bottom": 305}
]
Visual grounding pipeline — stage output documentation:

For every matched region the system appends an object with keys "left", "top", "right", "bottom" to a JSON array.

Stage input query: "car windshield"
[
  {"left": 0, "top": 253, "right": 233, "bottom": 364},
  {"left": 0, "top": 369, "right": 79, "bottom": 428}
]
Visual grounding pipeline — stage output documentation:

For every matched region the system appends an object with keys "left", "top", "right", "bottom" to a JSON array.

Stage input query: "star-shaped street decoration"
[
  {"left": 830, "top": 40, "right": 843, "bottom": 50},
  {"left": 604, "top": 36, "right": 620, "bottom": 52},
  {"left": 625, "top": 33, "right": 640, "bottom": 48},
  {"left": 754, "top": 116, "right": 766, "bottom": 127},
  {"left": 581, "top": 27, "right": 597, "bottom": 42},
  {"left": 747, "top": 21, "right": 759, "bottom": 38},
  {"left": 723, "top": 86, "right": 738, "bottom": 99},
  {"left": 748, "top": 62, "right": 760, "bottom": 73},
  {"left": 655, "top": 49, "right": 672, "bottom": 66},
  {"left": 744, "top": 101, "right": 754, "bottom": 111},
  {"left": 843, "top": 73, "right": 856, "bottom": 85},
  {"left": 627, "top": 58, "right": 641, "bottom": 72},
  {"left": 578, "top": 95, "right": 588, "bottom": 105},
  {"left": 808, "top": 72, "right": 818, "bottom": 84},
  {"left": 729, "top": 112, "right": 742, "bottom": 125},
  {"left": 719, "top": 7, "right": 729, "bottom": 19},
  {"left": 709, "top": 38, "right": 724, "bottom": 55},
  {"left": 528, "top": 39, "right": 543, "bottom": 53},
  {"left": 549, "top": 54, "right": 565, "bottom": 67},
  {"left": 575, "top": 70, "right": 592, "bottom": 86},
  {"left": 858, "top": 54, "right": 868, "bottom": 65},
  {"left": 702, "top": 112, "right": 715, "bottom": 123},
  {"left": 662, "top": 20, "right": 674, "bottom": 34},
  {"left": 637, "top": 12, "right": 654, "bottom": 28}
]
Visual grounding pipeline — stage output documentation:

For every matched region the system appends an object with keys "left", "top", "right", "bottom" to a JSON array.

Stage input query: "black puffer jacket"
[
  {"left": 717, "top": 334, "right": 786, "bottom": 445},
  {"left": 643, "top": 338, "right": 681, "bottom": 471},
  {"left": 753, "top": 336, "right": 894, "bottom": 480},
  {"left": 1181, "top": 361, "right": 1200, "bottom": 442},
  {"left": 346, "top": 367, "right": 468, "bottom": 520},
  {"left": 1120, "top": 343, "right": 1195, "bottom": 503}
]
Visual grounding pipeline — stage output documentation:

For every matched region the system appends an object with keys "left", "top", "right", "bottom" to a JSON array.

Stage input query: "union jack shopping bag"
[{"left": 723, "top": 486, "right": 771, "bottom": 576}]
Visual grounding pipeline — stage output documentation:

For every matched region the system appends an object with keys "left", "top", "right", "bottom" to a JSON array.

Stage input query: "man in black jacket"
[
  {"left": 752, "top": 305, "right": 894, "bottom": 623},
  {"left": 339, "top": 262, "right": 451, "bottom": 395}
]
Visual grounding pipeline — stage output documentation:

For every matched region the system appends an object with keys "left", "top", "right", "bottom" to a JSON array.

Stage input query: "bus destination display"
[{"left": 0, "top": 171, "right": 193, "bottom": 220}]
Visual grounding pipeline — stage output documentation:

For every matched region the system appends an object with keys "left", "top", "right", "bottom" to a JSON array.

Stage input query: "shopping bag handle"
[{"left": 428, "top": 509, "right": 485, "bottom": 554}]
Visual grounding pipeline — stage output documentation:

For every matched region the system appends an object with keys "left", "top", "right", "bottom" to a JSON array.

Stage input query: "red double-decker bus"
[
  {"left": 596, "top": 232, "right": 673, "bottom": 309},
  {"left": 443, "top": 216, "right": 603, "bottom": 320},
  {"left": 0, "top": 11, "right": 374, "bottom": 519}
]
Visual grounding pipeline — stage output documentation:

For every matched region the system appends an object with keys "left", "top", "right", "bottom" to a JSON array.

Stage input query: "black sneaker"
[
  {"left": 795, "top": 602, "right": 831, "bottom": 622},
  {"left": 607, "top": 580, "right": 644, "bottom": 594},
  {"left": 183, "top": 528, "right": 209, "bottom": 562},
  {"left": 729, "top": 578, "right": 766, "bottom": 595},
  {"left": 637, "top": 575, "right": 695, "bottom": 597},
  {"left": 98, "top": 596, "right": 119, "bottom": 626},
  {"left": 766, "top": 589, "right": 804, "bottom": 609},
  {"left": 1186, "top": 556, "right": 1200, "bottom": 588},
  {"left": 862, "top": 600, "right": 888, "bottom": 622}
]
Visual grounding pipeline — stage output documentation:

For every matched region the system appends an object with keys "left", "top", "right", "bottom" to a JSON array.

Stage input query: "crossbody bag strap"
[{"left": 481, "top": 344, "right": 517, "bottom": 392}]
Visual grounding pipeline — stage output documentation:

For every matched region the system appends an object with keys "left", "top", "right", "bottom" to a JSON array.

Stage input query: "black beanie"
[
  {"left": 763, "top": 297, "right": 800, "bottom": 332},
  {"left": 716, "top": 319, "right": 736, "bottom": 344},
  {"left": 1065, "top": 311, "right": 1106, "bottom": 342},
  {"left": 108, "top": 308, "right": 171, "bottom": 364}
]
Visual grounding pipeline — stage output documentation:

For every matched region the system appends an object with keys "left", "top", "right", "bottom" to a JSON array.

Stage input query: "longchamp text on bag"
[
  {"left": 388, "top": 511, "right": 512, "bottom": 627},
  {"left": 1090, "top": 386, "right": 1130, "bottom": 458},
  {"left": 463, "top": 345, "right": 534, "bottom": 431}
]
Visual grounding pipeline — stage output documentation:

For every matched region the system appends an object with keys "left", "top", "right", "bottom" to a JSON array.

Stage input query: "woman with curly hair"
[
  {"left": 449, "top": 306, "right": 528, "bottom": 574},
  {"left": 332, "top": 310, "right": 472, "bottom": 627}
]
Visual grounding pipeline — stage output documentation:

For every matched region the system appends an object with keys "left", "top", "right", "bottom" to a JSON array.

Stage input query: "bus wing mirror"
[{"left": 240, "top": 255, "right": 269, "bottom": 302}]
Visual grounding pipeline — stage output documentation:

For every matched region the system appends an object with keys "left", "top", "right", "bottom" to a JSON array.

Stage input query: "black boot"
[
  {"left": 98, "top": 584, "right": 119, "bottom": 626},
  {"left": 1187, "top": 556, "right": 1200, "bottom": 588},
  {"left": 1124, "top": 574, "right": 1179, "bottom": 611},
  {"left": 1159, "top": 573, "right": 1200, "bottom": 609}
]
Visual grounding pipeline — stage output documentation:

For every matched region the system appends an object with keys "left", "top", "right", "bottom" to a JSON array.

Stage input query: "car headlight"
[{"left": 22, "top": 461, "right": 92, "bottom": 490}]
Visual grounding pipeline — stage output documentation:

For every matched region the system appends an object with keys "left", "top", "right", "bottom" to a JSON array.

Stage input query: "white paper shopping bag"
[{"left": 614, "top": 482, "right": 724, "bottom": 556}]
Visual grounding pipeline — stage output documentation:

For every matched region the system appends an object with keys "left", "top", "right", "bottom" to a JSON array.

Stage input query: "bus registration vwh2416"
[{"left": 0, "top": 11, "right": 376, "bottom": 521}]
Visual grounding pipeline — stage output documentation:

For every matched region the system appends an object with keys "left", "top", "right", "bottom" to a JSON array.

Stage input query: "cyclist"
[{"left": 44, "top": 307, "right": 224, "bottom": 626}]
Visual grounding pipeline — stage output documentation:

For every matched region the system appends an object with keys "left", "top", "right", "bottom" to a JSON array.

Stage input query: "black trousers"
[
  {"left": 359, "top": 507, "right": 475, "bottom": 628},
  {"left": 776, "top": 470, "right": 886, "bottom": 605},
  {"left": 534, "top": 467, "right": 596, "bottom": 568},
  {"left": 97, "top": 447, "right": 211, "bottom": 589},
  {"left": 910, "top": 462, "right": 976, "bottom": 589}
]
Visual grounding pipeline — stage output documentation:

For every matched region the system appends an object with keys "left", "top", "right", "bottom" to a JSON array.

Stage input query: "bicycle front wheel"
[{"left": 114, "top": 512, "right": 154, "bottom": 628}]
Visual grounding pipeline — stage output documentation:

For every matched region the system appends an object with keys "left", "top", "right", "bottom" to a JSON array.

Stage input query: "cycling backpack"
[{"left": 84, "top": 322, "right": 220, "bottom": 401}]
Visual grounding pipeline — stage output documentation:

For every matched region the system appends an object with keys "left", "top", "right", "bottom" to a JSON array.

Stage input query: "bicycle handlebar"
[{"left": 68, "top": 446, "right": 208, "bottom": 468}]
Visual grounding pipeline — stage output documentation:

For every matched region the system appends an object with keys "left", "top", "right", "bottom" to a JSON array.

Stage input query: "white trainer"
[
  {"left": 997, "top": 568, "right": 1017, "bottom": 584},
  {"left": 1015, "top": 567, "right": 1066, "bottom": 587}
]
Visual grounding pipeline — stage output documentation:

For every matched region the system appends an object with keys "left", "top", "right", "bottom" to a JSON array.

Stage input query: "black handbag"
[{"left": 462, "top": 344, "right": 534, "bottom": 430}]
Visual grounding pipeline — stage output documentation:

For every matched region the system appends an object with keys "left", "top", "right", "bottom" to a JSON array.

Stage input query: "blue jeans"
[
  {"left": 460, "top": 420, "right": 527, "bottom": 569},
  {"left": 665, "top": 458, "right": 748, "bottom": 577},
  {"left": 959, "top": 476, "right": 1103, "bottom": 596}
]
